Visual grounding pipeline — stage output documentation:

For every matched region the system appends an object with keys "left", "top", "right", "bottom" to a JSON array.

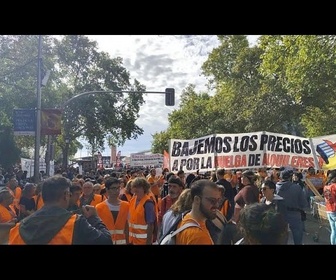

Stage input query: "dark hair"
[
  {"left": 293, "top": 172, "right": 303, "bottom": 181},
  {"left": 177, "top": 170, "right": 185, "bottom": 176},
  {"left": 238, "top": 203, "right": 288, "bottom": 244},
  {"left": 242, "top": 170, "right": 257, "bottom": 184},
  {"left": 41, "top": 176, "right": 72, "bottom": 203},
  {"left": 22, "top": 183, "right": 36, "bottom": 197},
  {"left": 216, "top": 168, "right": 225, "bottom": 176},
  {"left": 327, "top": 169, "right": 336, "bottom": 185},
  {"left": 70, "top": 184, "right": 82, "bottom": 194},
  {"left": 166, "top": 172, "right": 175, "bottom": 181},
  {"left": 105, "top": 177, "right": 120, "bottom": 189},
  {"left": 262, "top": 180, "right": 276, "bottom": 191},
  {"left": 168, "top": 177, "right": 184, "bottom": 188},
  {"left": 190, "top": 179, "right": 218, "bottom": 200}
]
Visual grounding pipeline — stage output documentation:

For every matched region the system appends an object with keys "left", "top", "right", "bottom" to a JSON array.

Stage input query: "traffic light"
[{"left": 165, "top": 88, "right": 175, "bottom": 106}]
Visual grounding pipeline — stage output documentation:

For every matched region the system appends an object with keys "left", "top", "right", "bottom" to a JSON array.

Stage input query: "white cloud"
[{"left": 76, "top": 35, "right": 259, "bottom": 158}]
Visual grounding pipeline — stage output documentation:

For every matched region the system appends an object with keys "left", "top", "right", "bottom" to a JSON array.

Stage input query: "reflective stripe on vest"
[
  {"left": 109, "top": 229, "right": 124, "bottom": 235},
  {"left": 129, "top": 222, "right": 148, "bottom": 230},
  {"left": 129, "top": 232, "right": 147, "bottom": 238}
]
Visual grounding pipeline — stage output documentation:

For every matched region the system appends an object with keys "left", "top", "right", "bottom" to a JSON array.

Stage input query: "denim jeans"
[
  {"left": 327, "top": 212, "right": 336, "bottom": 245},
  {"left": 287, "top": 215, "right": 304, "bottom": 245}
]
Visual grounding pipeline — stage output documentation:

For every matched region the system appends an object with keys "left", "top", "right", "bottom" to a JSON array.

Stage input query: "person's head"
[
  {"left": 69, "top": 184, "right": 82, "bottom": 205},
  {"left": 7, "top": 176, "right": 18, "bottom": 189},
  {"left": 216, "top": 168, "right": 225, "bottom": 180},
  {"left": 22, "top": 183, "right": 36, "bottom": 198},
  {"left": 93, "top": 183, "right": 102, "bottom": 194},
  {"left": 176, "top": 170, "right": 185, "bottom": 183},
  {"left": 170, "top": 188, "right": 193, "bottom": 215},
  {"left": 167, "top": 177, "right": 184, "bottom": 199},
  {"left": 41, "top": 176, "right": 72, "bottom": 208},
  {"left": 238, "top": 202, "right": 288, "bottom": 244},
  {"left": 279, "top": 169, "right": 293, "bottom": 181},
  {"left": 130, "top": 170, "right": 138, "bottom": 178},
  {"left": 185, "top": 173, "right": 195, "bottom": 188},
  {"left": 241, "top": 170, "right": 257, "bottom": 186},
  {"left": 162, "top": 168, "right": 169, "bottom": 176},
  {"left": 0, "top": 188, "right": 14, "bottom": 207},
  {"left": 35, "top": 182, "right": 43, "bottom": 195},
  {"left": 190, "top": 179, "right": 221, "bottom": 220},
  {"left": 210, "top": 171, "right": 217, "bottom": 182},
  {"left": 327, "top": 169, "right": 336, "bottom": 185},
  {"left": 149, "top": 168, "right": 156, "bottom": 177},
  {"left": 166, "top": 172, "right": 176, "bottom": 182},
  {"left": 260, "top": 180, "right": 276, "bottom": 199},
  {"left": 307, "top": 166, "right": 315, "bottom": 175},
  {"left": 105, "top": 177, "right": 121, "bottom": 199},
  {"left": 292, "top": 172, "right": 303, "bottom": 182},
  {"left": 125, "top": 179, "right": 133, "bottom": 195},
  {"left": 82, "top": 181, "right": 94, "bottom": 196},
  {"left": 131, "top": 177, "right": 150, "bottom": 199},
  {"left": 235, "top": 170, "right": 242, "bottom": 178}
]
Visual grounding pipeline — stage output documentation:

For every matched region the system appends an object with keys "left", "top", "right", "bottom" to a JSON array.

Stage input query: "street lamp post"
[{"left": 33, "top": 35, "right": 42, "bottom": 183}]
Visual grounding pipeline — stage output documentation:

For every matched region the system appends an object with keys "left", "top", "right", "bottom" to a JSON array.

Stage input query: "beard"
[
  {"left": 199, "top": 201, "right": 217, "bottom": 220},
  {"left": 169, "top": 191, "right": 179, "bottom": 199}
]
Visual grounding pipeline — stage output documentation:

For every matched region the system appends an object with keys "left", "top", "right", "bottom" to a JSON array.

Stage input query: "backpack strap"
[{"left": 168, "top": 221, "right": 201, "bottom": 238}]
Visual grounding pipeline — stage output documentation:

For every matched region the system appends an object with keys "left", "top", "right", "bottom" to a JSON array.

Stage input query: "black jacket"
[{"left": 17, "top": 205, "right": 113, "bottom": 245}]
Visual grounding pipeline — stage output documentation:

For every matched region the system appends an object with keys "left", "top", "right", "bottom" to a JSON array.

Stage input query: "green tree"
[{"left": 0, "top": 35, "right": 146, "bottom": 171}]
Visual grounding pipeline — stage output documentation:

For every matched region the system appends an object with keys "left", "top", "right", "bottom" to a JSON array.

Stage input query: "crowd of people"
[{"left": 0, "top": 164, "right": 335, "bottom": 245}]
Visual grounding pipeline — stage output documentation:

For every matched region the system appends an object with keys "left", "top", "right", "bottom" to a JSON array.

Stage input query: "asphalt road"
[{"left": 301, "top": 211, "right": 331, "bottom": 245}]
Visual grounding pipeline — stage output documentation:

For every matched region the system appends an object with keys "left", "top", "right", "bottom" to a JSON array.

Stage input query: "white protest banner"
[
  {"left": 169, "top": 134, "right": 217, "bottom": 173},
  {"left": 21, "top": 158, "right": 55, "bottom": 178},
  {"left": 130, "top": 153, "right": 163, "bottom": 167},
  {"left": 169, "top": 131, "right": 317, "bottom": 173}
]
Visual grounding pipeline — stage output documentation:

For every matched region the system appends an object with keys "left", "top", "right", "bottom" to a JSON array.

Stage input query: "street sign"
[{"left": 13, "top": 109, "right": 36, "bottom": 136}]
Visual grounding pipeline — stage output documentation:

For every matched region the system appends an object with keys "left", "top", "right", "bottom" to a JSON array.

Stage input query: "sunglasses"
[{"left": 200, "top": 196, "right": 222, "bottom": 206}]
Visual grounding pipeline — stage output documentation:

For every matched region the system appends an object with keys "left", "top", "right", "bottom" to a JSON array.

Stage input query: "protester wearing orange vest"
[
  {"left": 6, "top": 175, "right": 21, "bottom": 216},
  {"left": 8, "top": 175, "right": 112, "bottom": 245},
  {"left": 0, "top": 189, "right": 18, "bottom": 244},
  {"left": 96, "top": 177, "right": 129, "bottom": 245},
  {"left": 79, "top": 180, "right": 105, "bottom": 207},
  {"left": 128, "top": 177, "right": 157, "bottom": 245}
]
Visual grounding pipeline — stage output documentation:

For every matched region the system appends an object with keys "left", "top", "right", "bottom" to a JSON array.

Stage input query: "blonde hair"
[{"left": 170, "top": 188, "right": 192, "bottom": 215}]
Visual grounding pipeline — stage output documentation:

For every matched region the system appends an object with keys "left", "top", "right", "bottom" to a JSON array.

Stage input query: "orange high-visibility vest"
[
  {"left": 9, "top": 215, "right": 77, "bottom": 244},
  {"left": 96, "top": 200, "right": 129, "bottom": 245}
]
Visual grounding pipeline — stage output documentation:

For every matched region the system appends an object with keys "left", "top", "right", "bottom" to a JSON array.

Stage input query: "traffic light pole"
[
  {"left": 62, "top": 89, "right": 175, "bottom": 108},
  {"left": 61, "top": 88, "right": 175, "bottom": 170}
]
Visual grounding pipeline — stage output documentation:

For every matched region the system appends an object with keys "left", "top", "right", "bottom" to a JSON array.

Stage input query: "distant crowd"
[{"left": 1, "top": 164, "right": 336, "bottom": 245}]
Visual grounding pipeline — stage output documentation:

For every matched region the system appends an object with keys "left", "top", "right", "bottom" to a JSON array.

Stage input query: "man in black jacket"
[
  {"left": 9, "top": 175, "right": 112, "bottom": 245},
  {"left": 215, "top": 168, "right": 236, "bottom": 220}
]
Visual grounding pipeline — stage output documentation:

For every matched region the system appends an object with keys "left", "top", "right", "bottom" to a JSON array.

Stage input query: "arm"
[
  {"left": 144, "top": 200, "right": 156, "bottom": 244},
  {"left": 72, "top": 206, "right": 113, "bottom": 245}
]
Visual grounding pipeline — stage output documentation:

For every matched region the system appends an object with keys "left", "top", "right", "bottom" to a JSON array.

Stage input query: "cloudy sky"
[{"left": 75, "top": 35, "right": 259, "bottom": 158}]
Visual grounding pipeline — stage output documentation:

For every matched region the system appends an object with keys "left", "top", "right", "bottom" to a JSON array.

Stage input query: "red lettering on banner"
[
  {"left": 262, "top": 154, "right": 290, "bottom": 166},
  {"left": 290, "top": 156, "right": 315, "bottom": 169},
  {"left": 215, "top": 155, "right": 247, "bottom": 168}
]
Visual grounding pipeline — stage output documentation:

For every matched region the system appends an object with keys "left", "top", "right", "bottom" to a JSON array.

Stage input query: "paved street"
[{"left": 302, "top": 211, "right": 331, "bottom": 245}]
